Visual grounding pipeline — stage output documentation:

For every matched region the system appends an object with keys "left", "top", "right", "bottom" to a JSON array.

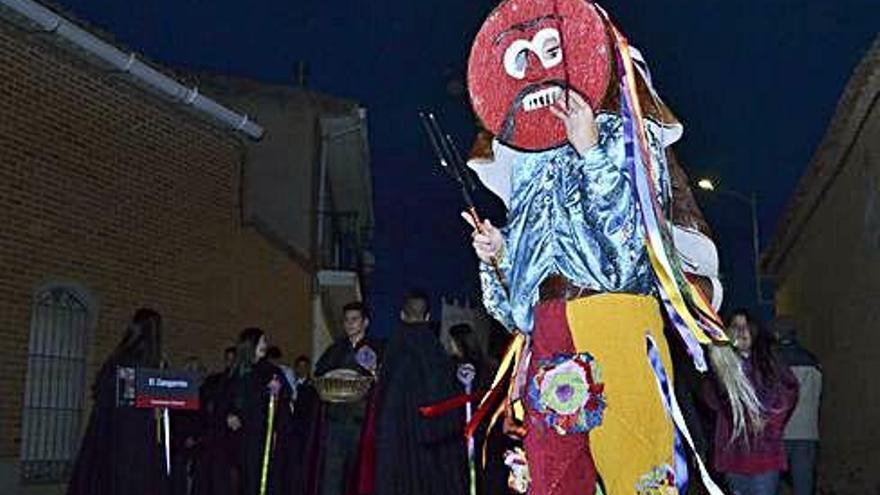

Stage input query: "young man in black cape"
[
  {"left": 373, "top": 291, "right": 468, "bottom": 495},
  {"left": 307, "top": 302, "right": 382, "bottom": 495}
]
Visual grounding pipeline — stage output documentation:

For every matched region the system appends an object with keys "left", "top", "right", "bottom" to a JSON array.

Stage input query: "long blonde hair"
[{"left": 709, "top": 343, "right": 765, "bottom": 439}]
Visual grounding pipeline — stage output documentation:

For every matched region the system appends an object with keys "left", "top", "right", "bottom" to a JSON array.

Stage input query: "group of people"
[
  {"left": 65, "top": 308, "right": 318, "bottom": 495},
  {"left": 63, "top": 303, "right": 822, "bottom": 495},
  {"left": 64, "top": 293, "right": 513, "bottom": 495},
  {"left": 290, "top": 294, "right": 523, "bottom": 495},
  {"left": 310, "top": 294, "right": 486, "bottom": 495}
]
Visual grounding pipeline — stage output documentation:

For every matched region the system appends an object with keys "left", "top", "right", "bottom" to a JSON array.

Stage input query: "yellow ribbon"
[{"left": 605, "top": 14, "right": 728, "bottom": 345}]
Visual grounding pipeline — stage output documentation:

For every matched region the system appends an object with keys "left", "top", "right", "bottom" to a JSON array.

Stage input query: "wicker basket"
[{"left": 314, "top": 368, "right": 374, "bottom": 403}]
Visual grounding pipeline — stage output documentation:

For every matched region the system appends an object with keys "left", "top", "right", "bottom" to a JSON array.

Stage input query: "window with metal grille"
[{"left": 20, "top": 286, "right": 92, "bottom": 483}]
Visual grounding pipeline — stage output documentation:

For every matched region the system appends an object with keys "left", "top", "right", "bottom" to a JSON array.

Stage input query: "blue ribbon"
[{"left": 646, "top": 336, "right": 690, "bottom": 494}]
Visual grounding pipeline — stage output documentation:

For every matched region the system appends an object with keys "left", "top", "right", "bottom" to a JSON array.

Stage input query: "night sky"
[{"left": 51, "top": 0, "right": 878, "bottom": 335}]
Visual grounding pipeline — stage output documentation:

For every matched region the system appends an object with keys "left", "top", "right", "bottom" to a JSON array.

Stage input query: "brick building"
[
  {"left": 0, "top": 1, "right": 372, "bottom": 492},
  {"left": 763, "top": 38, "right": 879, "bottom": 493}
]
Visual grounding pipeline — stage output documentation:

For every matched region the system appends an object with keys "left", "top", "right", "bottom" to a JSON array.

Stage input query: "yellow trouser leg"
[{"left": 566, "top": 294, "right": 678, "bottom": 495}]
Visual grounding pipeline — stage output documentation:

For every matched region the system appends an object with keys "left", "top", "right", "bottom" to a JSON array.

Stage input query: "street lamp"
[
  {"left": 697, "top": 179, "right": 715, "bottom": 192},
  {"left": 696, "top": 178, "right": 769, "bottom": 307}
]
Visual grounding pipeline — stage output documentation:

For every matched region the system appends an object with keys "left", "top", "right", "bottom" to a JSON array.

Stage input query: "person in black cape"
[
  {"left": 170, "top": 357, "right": 208, "bottom": 495},
  {"left": 448, "top": 323, "right": 517, "bottom": 495},
  {"left": 223, "top": 328, "right": 293, "bottom": 495},
  {"left": 307, "top": 302, "right": 382, "bottom": 495},
  {"left": 195, "top": 347, "right": 238, "bottom": 495},
  {"left": 67, "top": 308, "right": 170, "bottom": 495},
  {"left": 373, "top": 291, "right": 468, "bottom": 495},
  {"left": 283, "top": 356, "right": 318, "bottom": 495}
]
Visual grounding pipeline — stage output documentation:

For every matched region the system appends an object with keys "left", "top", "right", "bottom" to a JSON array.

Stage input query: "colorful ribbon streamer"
[
  {"left": 647, "top": 335, "right": 725, "bottom": 495},
  {"left": 594, "top": 7, "right": 730, "bottom": 372},
  {"left": 646, "top": 337, "right": 689, "bottom": 493},
  {"left": 464, "top": 333, "right": 526, "bottom": 440}
]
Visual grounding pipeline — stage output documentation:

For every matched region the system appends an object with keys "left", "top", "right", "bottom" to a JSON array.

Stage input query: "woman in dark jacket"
[
  {"left": 223, "top": 328, "right": 293, "bottom": 495},
  {"left": 705, "top": 311, "right": 799, "bottom": 495},
  {"left": 67, "top": 308, "right": 169, "bottom": 495}
]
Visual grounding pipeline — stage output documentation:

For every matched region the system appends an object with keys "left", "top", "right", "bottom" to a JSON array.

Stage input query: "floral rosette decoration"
[
  {"left": 635, "top": 464, "right": 677, "bottom": 495},
  {"left": 528, "top": 352, "right": 605, "bottom": 435}
]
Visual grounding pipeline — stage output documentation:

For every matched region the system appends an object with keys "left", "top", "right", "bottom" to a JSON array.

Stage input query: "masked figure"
[{"left": 463, "top": 1, "right": 761, "bottom": 494}]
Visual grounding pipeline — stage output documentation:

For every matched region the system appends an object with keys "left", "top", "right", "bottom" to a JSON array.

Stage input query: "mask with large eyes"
[{"left": 468, "top": 0, "right": 612, "bottom": 151}]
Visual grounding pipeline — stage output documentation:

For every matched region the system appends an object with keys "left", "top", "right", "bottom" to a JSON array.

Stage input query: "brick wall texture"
[{"left": 0, "top": 19, "right": 313, "bottom": 461}]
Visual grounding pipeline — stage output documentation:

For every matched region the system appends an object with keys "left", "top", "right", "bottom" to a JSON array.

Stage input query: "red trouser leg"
[{"left": 523, "top": 301, "right": 597, "bottom": 495}]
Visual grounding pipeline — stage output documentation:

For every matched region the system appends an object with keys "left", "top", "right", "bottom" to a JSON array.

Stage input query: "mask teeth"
[{"left": 524, "top": 87, "right": 563, "bottom": 112}]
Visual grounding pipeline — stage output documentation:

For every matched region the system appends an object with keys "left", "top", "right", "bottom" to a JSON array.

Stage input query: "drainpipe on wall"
[{"left": 0, "top": 0, "right": 264, "bottom": 140}]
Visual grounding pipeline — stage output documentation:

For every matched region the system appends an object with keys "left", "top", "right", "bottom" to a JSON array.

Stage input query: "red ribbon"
[
  {"left": 464, "top": 379, "right": 506, "bottom": 439},
  {"left": 419, "top": 391, "right": 484, "bottom": 418}
]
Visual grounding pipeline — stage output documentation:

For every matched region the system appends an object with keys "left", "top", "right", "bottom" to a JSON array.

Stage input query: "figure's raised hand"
[
  {"left": 461, "top": 212, "right": 504, "bottom": 265},
  {"left": 548, "top": 90, "right": 599, "bottom": 156}
]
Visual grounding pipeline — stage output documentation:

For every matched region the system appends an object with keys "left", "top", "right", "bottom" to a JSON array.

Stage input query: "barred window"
[{"left": 19, "top": 286, "right": 92, "bottom": 483}]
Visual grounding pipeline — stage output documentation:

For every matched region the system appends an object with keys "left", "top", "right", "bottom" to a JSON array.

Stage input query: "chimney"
[{"left": 296, "top": 61, "right": 308, "bottom": 88}]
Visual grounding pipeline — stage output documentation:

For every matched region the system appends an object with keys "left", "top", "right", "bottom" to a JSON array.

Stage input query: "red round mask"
[{"left": 468, "top": 0, "right": 612, "bottom": 151}]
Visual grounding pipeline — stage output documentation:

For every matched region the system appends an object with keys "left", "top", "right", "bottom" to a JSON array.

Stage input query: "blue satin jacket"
[{"left": 480, "top": 113, "right": 671, "bottom": 333}]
